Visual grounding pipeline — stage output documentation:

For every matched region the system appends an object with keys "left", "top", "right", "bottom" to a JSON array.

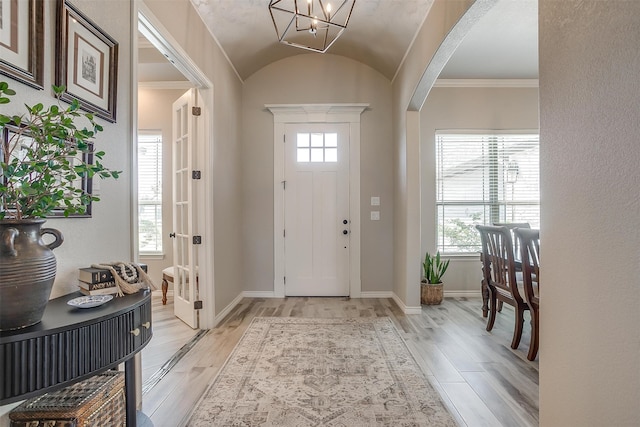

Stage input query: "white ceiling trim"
[
  {"left": 434, "top": 79, "right": 539, "bottom": 88},
  {"left": 138, "top": 2, "right": 212, "bottom": 88},
  {"left": 265, "top": 104, "right": 369, "bottom": 123}
]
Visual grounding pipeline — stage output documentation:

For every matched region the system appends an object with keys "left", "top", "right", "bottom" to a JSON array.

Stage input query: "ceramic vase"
[{"left": 0, "top": 219, "right": 63, "bottom": 331}]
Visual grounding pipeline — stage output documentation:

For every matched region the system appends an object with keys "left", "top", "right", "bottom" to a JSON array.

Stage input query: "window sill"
[
  {"left": 140, "top": 253, "right": 165, "bottom": 260},
  {"left": 440, "top": 253, "right": 481, "bottom": 261}
]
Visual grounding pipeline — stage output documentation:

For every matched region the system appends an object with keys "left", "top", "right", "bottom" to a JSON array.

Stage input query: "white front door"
[
  {"left": 284, "top": 123, "right": 350, "bottom": 296},
  {"left": 171, "top": 89, "right": 200, "bottom": 328}
]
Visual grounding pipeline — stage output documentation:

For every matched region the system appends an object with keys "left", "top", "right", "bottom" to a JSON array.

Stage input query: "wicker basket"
[
  {"left": 9, "top": 371, "right": 125, "bottom": 427},
  {"left": 421, "top": 282, "right": 444, "bottom": 305}
]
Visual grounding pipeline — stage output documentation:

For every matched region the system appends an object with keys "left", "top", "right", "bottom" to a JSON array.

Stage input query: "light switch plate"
[
  {"left": 371, "top": 196, "right": 380, "bottom": 206},
  {"left": 370, "top": 211, "right": 380, "bottom": 221}
]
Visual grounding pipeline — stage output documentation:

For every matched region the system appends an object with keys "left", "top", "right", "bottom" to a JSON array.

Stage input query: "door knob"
[
  {"left": 169, "top": 232, "right": 176, "bottom": 238},
  {"left": 343, "top": 220, "right": 348, "bottom": 224},
  {"left": 343, "top": 230, "right": 349, "bottom": 235}
]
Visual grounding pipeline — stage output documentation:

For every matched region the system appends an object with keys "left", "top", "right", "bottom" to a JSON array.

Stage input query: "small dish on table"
[{"left": 67, "top": 295, "right": 113, "bottom": 309}]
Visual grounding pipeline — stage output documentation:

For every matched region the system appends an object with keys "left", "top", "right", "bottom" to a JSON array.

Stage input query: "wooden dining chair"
[
  {"left": 491, "top": 222, "right": 530, "bottom": 312},
  {"left": 493, "top": 222, "right": 530, "bottom": 262},
  {"left": 514, "top": 227, "right": 540, "bottom": 361},
  {"left": 476, "top": 225, "right": 529, "bottom": 350}
]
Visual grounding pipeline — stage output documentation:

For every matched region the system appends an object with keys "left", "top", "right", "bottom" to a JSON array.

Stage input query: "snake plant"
[{"left": 422, "top": 251, "right": 450, "bottom": 284}]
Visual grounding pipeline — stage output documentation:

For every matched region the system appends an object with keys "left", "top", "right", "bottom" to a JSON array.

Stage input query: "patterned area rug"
[{"left": 187, "top": 317, "right": 458, "bottom": 426}]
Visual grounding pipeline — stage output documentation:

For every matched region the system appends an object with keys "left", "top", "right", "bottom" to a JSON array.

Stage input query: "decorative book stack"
[{"left": 78, "top": 264, "right": 147, "bottom": 296}]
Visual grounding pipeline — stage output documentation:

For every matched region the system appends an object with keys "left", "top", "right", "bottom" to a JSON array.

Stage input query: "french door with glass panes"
[{"left": 171, "top": 89, "right": 200, "bottom": 328}]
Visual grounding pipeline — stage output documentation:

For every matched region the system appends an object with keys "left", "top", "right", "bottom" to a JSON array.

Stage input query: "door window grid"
[{"left": 297, "top": 132, "right": 338, "bottom": 162}]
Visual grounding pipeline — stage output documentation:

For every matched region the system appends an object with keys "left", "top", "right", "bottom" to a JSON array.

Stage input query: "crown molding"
[{"left": 434, "top": 79, "right": 539, "bottom": 88}]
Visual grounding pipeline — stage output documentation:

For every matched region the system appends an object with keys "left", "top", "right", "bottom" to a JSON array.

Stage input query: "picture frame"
[
  {"left": 1, "top": 122, "right": 94, "bottom": 218},
  {"left": 55, "top": 0, "right": 118, "bottom": 122},
  {"left": 0, "top": 0, "right": 44, "bottom": 89}
]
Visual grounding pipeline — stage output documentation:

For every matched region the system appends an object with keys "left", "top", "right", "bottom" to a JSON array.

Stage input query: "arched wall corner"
[
  {"left": 398, "top": 0, "right": 499, "bottom": 310},
  {"left": 408, "top": 0, "right": 499, "bottom": 111}
]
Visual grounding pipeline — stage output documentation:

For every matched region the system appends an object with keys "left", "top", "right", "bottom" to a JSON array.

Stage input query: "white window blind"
[
  {"left": 138, "top": 132, "right": 163, "bottom": 254},
  {"left": 436, "top": 133, "right": 540, "bottom": 253}
]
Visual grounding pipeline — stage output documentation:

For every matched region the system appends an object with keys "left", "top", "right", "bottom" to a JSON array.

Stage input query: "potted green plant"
[
  {"left": 421, "top": 251, "right": 450, "bottom": 305},
  {"left": 0, "top": 81, "right": 120, "bottom": 330}
]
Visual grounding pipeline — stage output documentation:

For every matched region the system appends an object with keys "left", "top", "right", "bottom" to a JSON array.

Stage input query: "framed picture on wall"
[
  {"left": 0, "top": 0, "right": 44, "bottom": 89},
  {"left": 55, "top": 0, "right": 118, "bottom": 122}
]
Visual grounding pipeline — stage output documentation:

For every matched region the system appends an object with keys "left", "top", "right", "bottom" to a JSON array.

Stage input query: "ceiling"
[{"left": 138, "top": 0, "right": 538, "bottom": 83}]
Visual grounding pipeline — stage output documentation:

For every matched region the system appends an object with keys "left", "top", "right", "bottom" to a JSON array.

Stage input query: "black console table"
[{"left": 1, "top": 290, "right": 152, "bottom": 426}]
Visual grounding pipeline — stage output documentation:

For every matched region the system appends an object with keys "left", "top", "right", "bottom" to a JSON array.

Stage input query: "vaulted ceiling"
[{"left": 138, "top": 0, "right": 538, "bottom": 83}]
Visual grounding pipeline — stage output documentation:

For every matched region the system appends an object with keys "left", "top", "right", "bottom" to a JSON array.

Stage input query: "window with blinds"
[
  {"left": 138, "top": 132, "right": 163, "bottom": 254},
  {"left": 436, "top": 133, "right": 540, "bottom": 253}
]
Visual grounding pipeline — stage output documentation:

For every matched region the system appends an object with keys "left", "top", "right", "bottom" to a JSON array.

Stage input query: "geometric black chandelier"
[{"left": 268, "top": 0, "right": 356, "bottom": 53}]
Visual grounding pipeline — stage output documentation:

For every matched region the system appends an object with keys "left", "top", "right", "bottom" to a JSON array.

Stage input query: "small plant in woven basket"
[
  {"left": 0, "top": 81, "right": 120, "bottom": 219},
  {"left": 421, "top": 251, "right": 449, "bottom": 305},
  {"left": 422, "top": 251, "right": 450, "bottom": 284}
]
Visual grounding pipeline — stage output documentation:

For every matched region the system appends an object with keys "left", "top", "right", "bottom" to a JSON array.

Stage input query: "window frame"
[
  {"left": 435, "top": 131, "right": 540, "bottom": 254},
  {"left": 137, "top": 130, "right": 164, "bottom": 256}
]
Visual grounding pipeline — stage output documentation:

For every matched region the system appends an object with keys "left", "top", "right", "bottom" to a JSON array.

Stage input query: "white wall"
[
  {"left": 539, "top": 1, "right": 640, "bottom": 424},
  {"left": 421, "top": 86, "right": 539, "bottom": 293},
  {"left": 145, "top": 0, "right": 244, "bottom": 317},
  {"left": 241, "top": 53, "right": 394, "bottom": 294},
  {"left": 137, "top": 88, "right": 187, "bottom": 287}
]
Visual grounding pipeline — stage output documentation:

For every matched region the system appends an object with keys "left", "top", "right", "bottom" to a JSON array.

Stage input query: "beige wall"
[
  {"left": 539, "top": 1, "right": 640, "bottom": 424},
  {"left": 421, "top": 86, "right": 539, "bottom": 292},
  {"left": 391, "top": 0, "right": 476, "bottom": 307},
  {"left": 241, "top": 53, "right": 394, "bottom": 293},
  {"left": 0, "top": 0, "right": 134, "bottom": 299},
  {"left": 137, "top": 88, "right": 187, "bottom": 287},
  {"left": 0, "top": 0, "right": 134, "bottom": 421},
  {"left": 144, "top": 0, "right": 243, "bottom": 317}
]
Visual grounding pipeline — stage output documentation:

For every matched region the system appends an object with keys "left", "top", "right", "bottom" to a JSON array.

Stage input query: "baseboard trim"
[
  {"left": 391, "top": 293, "right": 422, "bottom": 315},
  {"left": 243, "top": 291, "right": 277, "bottom": 298},
  {"left": 359, "top": 291, "right": 394, "bottom": 298},
  {"left": 213, "top": 293, "right": 245, "bottom": 326},
  {"left": 444, "top": 290, "right": 482, "bottom": 298}
]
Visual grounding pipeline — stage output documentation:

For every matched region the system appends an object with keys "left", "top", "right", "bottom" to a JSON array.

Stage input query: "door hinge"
[
  {"left": 284, "top": 276, "right": 286, "bottom": 284},
  {"left": 192, "top": 106, "right": 201, "bottom": 116},
  {"left": 194, "top": 300, "right": 203, "bottom": 310},
  {"left": 283, "top": 134, "right": 286, "bottom": 143},
  {"left": 283, "top": 229, "right": 285, "bottom": 237},
  {"left": 193, "top": 235, "right": 202, "bottom": 244},
  {"left": 282, "top": 180, "right": 286, "bottom": 189},
  {"left": 192, "top": 170, "right": 201, "bottom": 179}
]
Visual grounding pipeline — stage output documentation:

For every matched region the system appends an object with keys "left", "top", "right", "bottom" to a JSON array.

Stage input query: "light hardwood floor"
[
  {"left": 141, "top": 291, "right": 200, "bottom": 384},
  {"left": 140, "top": 296, "right": 538, "bottom": 427}
]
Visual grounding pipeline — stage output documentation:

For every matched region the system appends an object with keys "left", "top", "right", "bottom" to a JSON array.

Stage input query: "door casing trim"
[
  {"left": 137, "top": 2, "right": 216, "bottom": 329},
  {"left": 266, "top": 104, "right": 368, "bottom": 298}
]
